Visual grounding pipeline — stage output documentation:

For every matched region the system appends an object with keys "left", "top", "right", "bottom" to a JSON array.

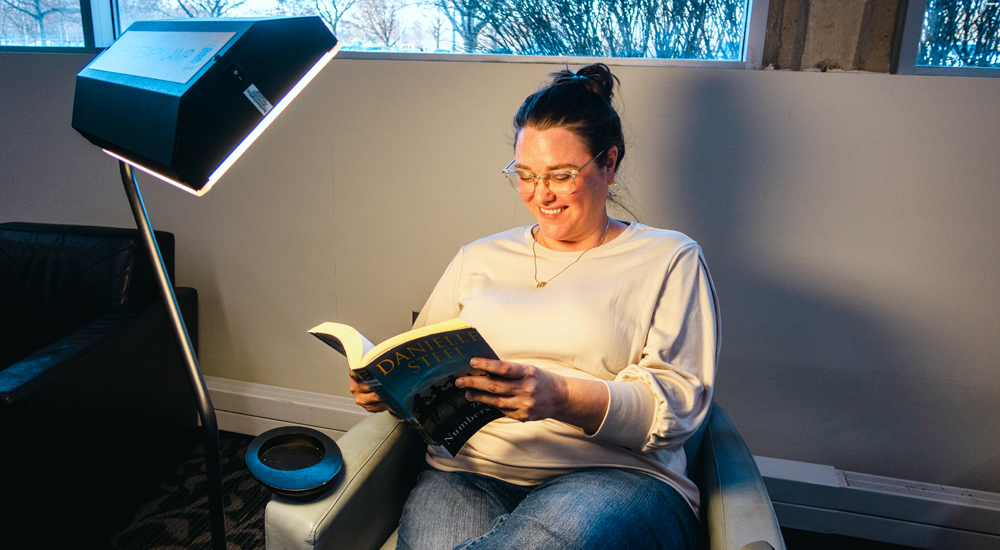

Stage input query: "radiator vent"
[
  {"left": 757, "top": 455, "right": 1000, "bottom": 548},
  {"left": 843, "top": 471, "right": 1000, "bottom": 511}
]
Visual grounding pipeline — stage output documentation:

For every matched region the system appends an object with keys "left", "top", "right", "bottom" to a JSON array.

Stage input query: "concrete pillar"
[{"left": 763, "top": 0, "right": 904, "bottom": 72}]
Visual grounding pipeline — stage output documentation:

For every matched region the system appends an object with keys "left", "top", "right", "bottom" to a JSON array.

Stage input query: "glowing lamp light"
[{"left": 101, "top": 45, "right": 339, "bottom": 196}]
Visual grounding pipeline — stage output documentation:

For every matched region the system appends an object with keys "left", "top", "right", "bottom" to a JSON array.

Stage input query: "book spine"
[
  {"left": 353, "top": 368, "right": 413, "bottom": 422},
  {"left": 412, "top": 423, "right": 440, "bottom": 449}
]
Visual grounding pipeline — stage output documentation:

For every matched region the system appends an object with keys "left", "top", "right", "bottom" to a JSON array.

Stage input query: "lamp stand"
[{"left": 120, "top": 161, "right": 227, "bottom": 550}]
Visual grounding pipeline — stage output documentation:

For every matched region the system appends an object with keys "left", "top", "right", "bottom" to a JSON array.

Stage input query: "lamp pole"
[{"left": 120, "top": 161, "right": 227, "bottom": 550}]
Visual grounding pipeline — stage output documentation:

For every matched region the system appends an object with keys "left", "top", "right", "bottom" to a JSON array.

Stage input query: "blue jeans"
[{"left": 396, "top": 467, "right": 699, "bottom": 550}]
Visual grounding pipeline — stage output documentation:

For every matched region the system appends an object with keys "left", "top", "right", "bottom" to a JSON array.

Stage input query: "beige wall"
[{"left": 2, "top": 52, "right": 999, "bottom": 493}]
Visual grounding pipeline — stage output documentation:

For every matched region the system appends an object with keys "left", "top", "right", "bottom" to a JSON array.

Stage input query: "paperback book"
[{"left": 309, "top": 318, "right": 503, "bottom": 458}]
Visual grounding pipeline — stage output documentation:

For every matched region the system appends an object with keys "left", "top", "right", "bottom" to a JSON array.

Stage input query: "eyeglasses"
[{"left": 502, "top": 150, "right": 605, "bottom": 196}]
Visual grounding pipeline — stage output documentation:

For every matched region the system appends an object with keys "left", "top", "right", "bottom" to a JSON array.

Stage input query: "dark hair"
[{"left": 513, "top": 63, "right": 625, "bottom": 172}]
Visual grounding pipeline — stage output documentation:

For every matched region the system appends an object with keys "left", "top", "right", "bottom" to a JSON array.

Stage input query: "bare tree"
[
  {"left": 264, "top": 0, "right": 319, "bottom": 16},
  {"left": 482, "top": 0, "right": 572, "bottom": 55},
  {"left": 480, "top": 0, "right": 743, "bottom": 58},
  {"left": 176, "top": 0, "right": 248, "bottom": 17},
  {"left": 920, "top": 0, "right": 1000, "bottom": 67},
  {"left": 423, "top": 8, "right": 448, "bottom": 50},
  {"left": 483, "top": 0, "right": 638, "bottom": 56},
  {"left": 601, "top": 0, "right": 657, "bottom": 57},
  {"left": 117, "top": 0, "right": 179, "bottom": 30},
  {"left": 315, "top": 0, "right": 357, "bottom": 35},
  {"left": 652, "top": 0, "right": 745, "bottom": 59},
  {"left": 550, "top": 0, "right": 605, "bottom": 56},
  {"left": 1, "top": 0, "right": 77, "bottom": 44},
  {"left": 432, "top": 0, "right": 488, "bottom": 53},
  {"left": 352, "top": 0, "right": 406, "bottom": 47},
  {"left": 403, "top": 20, "right": 424, "bottom": 47}
]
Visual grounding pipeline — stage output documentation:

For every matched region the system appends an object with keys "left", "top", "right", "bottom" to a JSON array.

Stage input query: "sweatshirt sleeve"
[
  {"left": 592, "top": 243, "right": 720, "bottom": 452},
  {"left": 412, "top": 247, "right": 465, "bottom": 329}
]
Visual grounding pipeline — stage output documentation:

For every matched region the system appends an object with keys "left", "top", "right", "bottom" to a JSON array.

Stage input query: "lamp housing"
[{"left": 72, "top": 17, "right": 338, "bottom": 195}]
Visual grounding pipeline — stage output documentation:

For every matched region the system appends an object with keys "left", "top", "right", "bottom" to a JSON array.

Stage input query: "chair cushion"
[{"left": 0, "top": 222, "right": 174, "bottom": 369}]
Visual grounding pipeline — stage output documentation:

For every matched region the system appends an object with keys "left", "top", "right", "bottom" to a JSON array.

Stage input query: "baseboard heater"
[{"left": 755, "top": 456, "right": 1000, "bottom": 549}]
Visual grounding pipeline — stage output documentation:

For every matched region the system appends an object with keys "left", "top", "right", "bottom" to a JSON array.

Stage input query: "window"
[
  {"left": 3, "top": 0, "right": 768, "bottom": 67},
  {"left": 898, "top": 0, "right": 1000, "bottom": 76},
  {"left": 1, "top": 0, "right": 84, "bottom": 46}
]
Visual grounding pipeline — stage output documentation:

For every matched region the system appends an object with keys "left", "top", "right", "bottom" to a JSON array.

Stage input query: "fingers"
[
  {"left": 465, "top": 387, "right": 542, "bottom": 422},
  {"left": 349, "top": 371, "right": 375, "bottom": 394},
  {"left": 458, "top": 359, "right": 558, "bottom": 422},
  {"left": 459, "top": 369, "right": 533, "bottom": 396},
  {"left": 349, "top": 371, "right": 389, "bottom": 413},
  {"left": 459, "top": 359, "right": 535, "bottom": 395},
  {"left": 354, "top": 390, "right": 389, "bottom": 413},
  {"left": 358, "top": 400, "right": 390, "bottom": 413},
  {"left": 468, "top": 389, "right": 536, "bottom": 414},
  {"left": 468, "top": 357, "right": 526, "bottom": 379}
]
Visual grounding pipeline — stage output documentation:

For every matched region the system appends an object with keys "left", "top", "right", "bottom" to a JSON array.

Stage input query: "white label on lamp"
[
  {"left": 243, "top": 84, "right": 273, "bottom": 115},
  {"left": 89, "top": 30, "right": 236, "bottom": 84}
]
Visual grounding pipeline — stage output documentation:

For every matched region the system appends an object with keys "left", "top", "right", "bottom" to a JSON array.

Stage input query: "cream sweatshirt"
[{"left": 413, "top": 221, "right": 719, "bottom": 516}]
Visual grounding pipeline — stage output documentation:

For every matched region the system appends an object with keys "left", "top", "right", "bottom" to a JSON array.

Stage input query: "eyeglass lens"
[
  {"left": 506, "top": 170, "right": 577, "bottom": 195},
  {"left": 503, "top": 150, "right": 604, "bottom": 196}
]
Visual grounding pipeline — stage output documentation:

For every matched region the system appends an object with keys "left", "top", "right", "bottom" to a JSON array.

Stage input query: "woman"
[{"left": 351, "top": 63, "right": 719, "bottom": 550}]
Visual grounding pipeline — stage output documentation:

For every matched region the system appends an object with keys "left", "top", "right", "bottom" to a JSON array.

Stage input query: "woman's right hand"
[{"left": 349, "top": 370, "right": 390, "bottom": 413}]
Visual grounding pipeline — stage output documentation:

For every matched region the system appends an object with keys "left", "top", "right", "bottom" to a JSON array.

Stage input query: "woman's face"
[{"left": 514, "top": 126, "right": 617, "bottom": 251}]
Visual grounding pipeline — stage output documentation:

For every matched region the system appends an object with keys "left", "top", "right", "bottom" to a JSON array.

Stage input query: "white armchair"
[{"left": 264, "top": 403, "right": 785, "bottom": 550}]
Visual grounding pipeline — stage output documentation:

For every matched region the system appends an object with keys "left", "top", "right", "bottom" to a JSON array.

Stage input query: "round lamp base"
[{"left": 245, "top": 426, "right": 342, "bottom": 501}]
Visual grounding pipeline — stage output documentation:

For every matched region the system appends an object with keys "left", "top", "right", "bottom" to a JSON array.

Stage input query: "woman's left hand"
[{"left": 457, "top": 358, "right": 609, "bottom": 433}]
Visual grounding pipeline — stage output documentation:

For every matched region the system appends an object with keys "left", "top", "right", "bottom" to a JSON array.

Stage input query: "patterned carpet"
[{"left": 109, "top": 432, "right": 272, "bottom": 550}]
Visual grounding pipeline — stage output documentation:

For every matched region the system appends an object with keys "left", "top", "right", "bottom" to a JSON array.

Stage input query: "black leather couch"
[{"left": 0, "top": 222, "right": 200, "bottom": 547}]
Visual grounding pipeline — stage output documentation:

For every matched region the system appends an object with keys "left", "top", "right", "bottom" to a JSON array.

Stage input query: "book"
[{"left": 309, "top": 318, "right": 504, "bottom": 459}]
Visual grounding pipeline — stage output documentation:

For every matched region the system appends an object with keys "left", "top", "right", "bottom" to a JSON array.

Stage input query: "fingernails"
[
  {"left": 470, "top": 358, "right": 479, "bottom": 366},
  {"left": 456, "top": 378, "right": 465, "bottom": 387}
]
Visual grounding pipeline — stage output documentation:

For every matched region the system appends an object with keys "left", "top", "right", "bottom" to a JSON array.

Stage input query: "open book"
[{"left": 309, "top": 318, "right": 504, "bottom": 459}]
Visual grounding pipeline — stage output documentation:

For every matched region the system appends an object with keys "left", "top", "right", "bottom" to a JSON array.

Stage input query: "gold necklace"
[{"left": 532, "top": 218, "right": 611, "bottom": 289}]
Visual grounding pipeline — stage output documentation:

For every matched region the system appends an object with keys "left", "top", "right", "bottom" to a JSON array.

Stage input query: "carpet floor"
[{"left": 108, "top": 431, "right": 271, "bottom": 550}]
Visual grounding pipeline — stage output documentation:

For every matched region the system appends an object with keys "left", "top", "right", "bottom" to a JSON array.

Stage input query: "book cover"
[{"left": 309, "top": 318, "right": 504, "bottom": 458}]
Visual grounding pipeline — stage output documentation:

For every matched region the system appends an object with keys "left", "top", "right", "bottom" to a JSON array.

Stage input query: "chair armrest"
[
  {"left": 1, "top": 287, "right": 198, "bottom": 405},
  {"left": 700, "top": 404, "right": 786, "bottom": 550},
  {"left": 1, "top": 288, "right": 198, "bottom": 418},
  {"left": 265, "top": 412, "right": 426, "bottom": 550}
]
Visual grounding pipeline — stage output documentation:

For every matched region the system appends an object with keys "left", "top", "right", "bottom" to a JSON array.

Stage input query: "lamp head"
[{"left": 72, "top": 17, "right": 339, "bottom": 196}]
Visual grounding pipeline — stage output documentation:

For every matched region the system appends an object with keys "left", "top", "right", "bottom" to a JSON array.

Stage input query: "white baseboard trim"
[
  {"left": 756, "top": 456, "right": 1000, "bottom": 549},
  {"left": 204, "top": 376, "right": 370, "bottom": 440}
]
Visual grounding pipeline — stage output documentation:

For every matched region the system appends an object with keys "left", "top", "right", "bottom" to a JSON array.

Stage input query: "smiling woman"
[
  {"left": 514, "top": 127, "right": 619, "bottom": 252},
  {"left": 508, "top": 64, "right": 626, "bottom": 254},
  {"left": 347, "top": 63, "right": 721, "bottom": 550},
  {"left": 507, "top": 64, "right": 629, "bottom": 252}
]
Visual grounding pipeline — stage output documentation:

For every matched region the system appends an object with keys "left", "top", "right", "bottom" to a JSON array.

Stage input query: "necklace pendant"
[{"left": 536, "top": 282, "right": 547, "bottom": 289}]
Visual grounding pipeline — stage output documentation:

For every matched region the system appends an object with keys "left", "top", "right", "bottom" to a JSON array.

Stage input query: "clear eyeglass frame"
[{"left": 502, "top": 150, "right": 606, "bottom": 196}]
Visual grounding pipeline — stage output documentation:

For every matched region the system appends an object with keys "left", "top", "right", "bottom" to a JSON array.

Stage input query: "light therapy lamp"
[{"left": 71, "top": 17, "right": 339, "bottom": 550}]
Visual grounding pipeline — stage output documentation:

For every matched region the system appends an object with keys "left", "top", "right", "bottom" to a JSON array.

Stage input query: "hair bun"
[
  {"left": 549, "top": 63, "right": 617, "bottom": 103},
  {"left": 515, "top": 63, "right": 625, "bottom": 174}
]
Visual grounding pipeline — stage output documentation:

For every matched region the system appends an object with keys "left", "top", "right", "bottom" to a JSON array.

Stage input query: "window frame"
[
  {"left": 896, "top": 0, "right": 1000, "bottom": 78},
  {"left": 2, "top": 0, "right": 770, "bottom": 69}
]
